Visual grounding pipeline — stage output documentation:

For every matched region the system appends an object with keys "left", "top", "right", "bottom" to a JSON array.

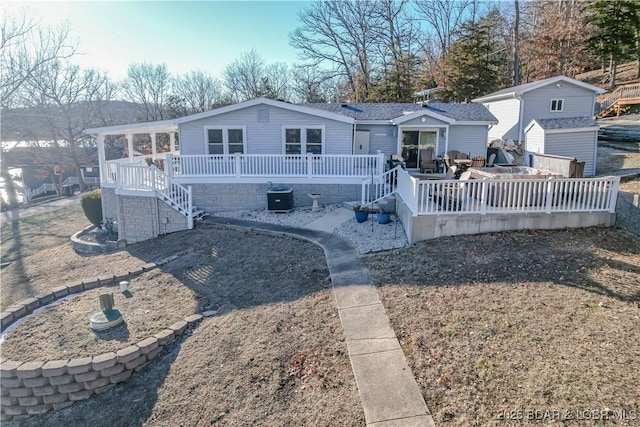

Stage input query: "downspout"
[
  {"left": 515, "top": 94, "right": 526, "bottom": 164},
  {"left": 352, "top": 122, "right": 356, "bottom": 154}
]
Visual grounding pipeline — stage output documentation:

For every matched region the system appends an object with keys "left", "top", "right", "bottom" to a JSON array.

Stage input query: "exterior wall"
[
  {"left": 100, "top": 187, "right": 118, "bottom": 223},
  {"left": 117, "top": 195, "right": 188, "bottom": 244},
  {"left": 355, "top": 124, "right": 396, "bottom": 155},
  {"left": 191, "top": 183, "right": 361, "bottom": 212},
  {"left": 397, "top": 199, "right": 615, "bottom": 245},
  {"left": 524, "top": 123, "right": 546, "bottom": 164},
  {"left": 400, "top": 116, "right": 449, "bottom": 127},
  {"left": 483, "top": 97, "right": 521, "bottom": 141},
  {"left": 447, "top": 125, "right": 489, "bottom": 158},
  {"left": 544, "top": 131, "right": 598, "bottom": 177},
  {"left": 178, "top": 104, "right": 353, "bottom": 156}
]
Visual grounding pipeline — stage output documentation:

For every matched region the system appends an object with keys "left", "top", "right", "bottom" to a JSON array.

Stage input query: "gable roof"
[
  {"left": 302, "top": 102, "right": 497, "bottom": 124},
  {"left": 472, "top": 76, "right": 606, "bottom": 103},
  {"left": 525, "top": 116, "right": 599, "bottom": 133}
]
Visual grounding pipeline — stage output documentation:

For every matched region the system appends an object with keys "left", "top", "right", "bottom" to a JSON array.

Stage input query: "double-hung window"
[
  {"left": 550, "top": 99, "right": 564, "bottom": 112},
  {"left": 283, "top": 126, "right": 324, "bottom": 155},
  {"left": 206, "top": 127, "right": 246, "bottom": 155}
]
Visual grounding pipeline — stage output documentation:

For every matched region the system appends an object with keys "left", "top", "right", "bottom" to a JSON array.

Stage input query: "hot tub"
[{"left": 469, "top": 166, "right": 562, "bottom": 180}]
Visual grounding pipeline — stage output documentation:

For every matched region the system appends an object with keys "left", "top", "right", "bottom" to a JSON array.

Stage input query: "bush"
[{"left": 80, "top": 189, "right": 103, "bottom": 227}]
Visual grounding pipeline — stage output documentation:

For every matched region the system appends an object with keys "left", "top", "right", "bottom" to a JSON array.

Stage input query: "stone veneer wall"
[
  {"left": 100, "top": 187, "right": 118, "bottom": 224},
  {"left": 117, "top": 195, "right": 188, "bottom": 244},
  {"left": 0, "top": 258, "right": 212, "bottom": 422},
  {"left": 191, "top": 183, "right": 362, "bottom": 212}
]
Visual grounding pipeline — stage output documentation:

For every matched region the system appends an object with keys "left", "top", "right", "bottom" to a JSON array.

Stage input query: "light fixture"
[{"left": 420, "top": 117, "right": 427, "bottom": 122}]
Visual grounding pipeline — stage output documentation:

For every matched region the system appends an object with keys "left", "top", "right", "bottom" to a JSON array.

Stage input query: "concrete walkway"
[{"left": 203, "top": 215, "right": 435, "bottom": 427}]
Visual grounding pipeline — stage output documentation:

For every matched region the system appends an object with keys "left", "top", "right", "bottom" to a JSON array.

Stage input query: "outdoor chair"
[
  {"left": 487, "top": 153, "right": 496, "bottom": 167},
  {"left": 471, "top": 155, "right": 486, "bottom": 168},
  {"left": 419, "top": 148, "right": 435, "bottom": 173}
]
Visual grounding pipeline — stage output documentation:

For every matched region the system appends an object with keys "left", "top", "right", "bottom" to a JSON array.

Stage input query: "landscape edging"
[
  {"left": 0, "top": 255, "right": 207, "bottom": 422},
  {"left": 70, "top": 225, "right": 126, "bottom": 255}
]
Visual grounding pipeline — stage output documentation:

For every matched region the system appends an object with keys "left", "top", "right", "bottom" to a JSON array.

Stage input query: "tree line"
[{"left": 1, "top": 0, "right": 638, "bottom": 204}]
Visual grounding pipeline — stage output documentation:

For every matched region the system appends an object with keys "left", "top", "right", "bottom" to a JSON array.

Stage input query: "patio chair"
[
  {"left": 442, "top": 154, "right": 452, "bottom": 170},
  {"left": 419, "top": 147, "right": 435, "bottom": 173},
  {"left": 487, "top": 153, "right": 496, "bottom": 167}
]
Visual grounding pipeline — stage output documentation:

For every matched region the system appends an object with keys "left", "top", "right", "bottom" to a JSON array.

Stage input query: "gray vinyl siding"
[
  {"left": 483, "top": 98, "right": 521, "bottom": 141},
  {"left": 447, "top": 125, "right": 489, "bottom": 158},
  {"left": 400, "top": 116, "right": 449, "bottom": 127},
  {"left": 525, "top": 123, "right": 546, "bottom": 155},
  {"left": 521, "top": 83, "right": 597, "bottom": 140},
  {"left": 355, "top": 124, "right": 397, "bottom": 155},
  {"left": 544, "top": 131, "right": 598, "bottom": 177},
  {"left": 178, "top": 104, "right": 353, "bottom": 155}
]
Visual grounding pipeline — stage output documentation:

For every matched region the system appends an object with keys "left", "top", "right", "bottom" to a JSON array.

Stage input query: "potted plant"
[
  {"left": 353, "top": 203, "right": 369, "bottom": 223},
  {"left": 377, "top": 207, "right": 392, "bottom": 224}
]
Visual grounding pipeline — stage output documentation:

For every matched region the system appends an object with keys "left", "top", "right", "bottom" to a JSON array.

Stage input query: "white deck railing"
[
  {"left": 396, "top": 169, "right": 619, "bottom": 215},
  {"left": 165, "top": 153, "right": 385, "bottom": 179},
  {"left": 361, "top": 166, "right": 401, "bottom": 205},
  {"left": 116, "top": 163, "right": 193, "bottom": 229}
]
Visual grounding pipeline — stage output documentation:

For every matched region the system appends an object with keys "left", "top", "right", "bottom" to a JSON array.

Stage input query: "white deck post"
[
  {"left": 234, "top": 153, "right": 241, "bottom": 178},
  {"left": 151, "top": 133, "right": 157, "bottom": 160},
  {"left": 545, "top": 177, "right": 554, "bottom": 214},
  {"left": 165, "top": 154, "right": 173, "bottom": 177},
  {"left": 169, "top": 132, "right": 176, "bottom": 153},
  {"left": 377, "top": 152, "right": 385, "bottom": 175},
  {"left": 480, "top": 178, "right": 488, "bottom": 215},
  {"left": 307, "top": 154, "right": 313, "bottom": 178},
  {"left": 126, "top": 133, "right": 134, "bottom": 160},
  {"left": 609, "top": 176, "right": 620, "bottom": 213},
  {"left": 96, "top": 134, "right": 106, "bottom": 184},
  {"left": 187, "top": 185, "right": 194, "bottom": 229}
]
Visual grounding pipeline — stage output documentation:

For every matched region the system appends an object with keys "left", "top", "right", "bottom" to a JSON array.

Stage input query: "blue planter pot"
[
  {"left": 377, "top": 213, "right": 391, "bottom": 224},
  {"left": 354, "top": 211, "right": 369, "bottom": 223}
]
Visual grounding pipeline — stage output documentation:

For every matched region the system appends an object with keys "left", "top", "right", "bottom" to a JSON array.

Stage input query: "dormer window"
[{"left": 550, "top": 99, "right": 564, "bottom": 112}]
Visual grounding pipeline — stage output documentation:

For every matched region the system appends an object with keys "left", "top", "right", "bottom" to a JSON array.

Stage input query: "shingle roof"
[
  {"left": 300, "top": 102, "right": 497, "bottom": 123},
  {"left": 532, "top": 116, "right": 599, "bottom": 130}
]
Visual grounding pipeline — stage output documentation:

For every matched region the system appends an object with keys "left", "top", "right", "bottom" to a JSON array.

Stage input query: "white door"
[{"left": 354, "top": 131, "right": 370, "bottom": 155}]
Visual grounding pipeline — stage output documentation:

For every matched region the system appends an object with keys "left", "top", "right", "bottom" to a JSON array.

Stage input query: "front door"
[
  {"left": 354, "top": 131, "right": 370, "bottom": 155},
  {"left": 401, "top": 130, "right": 437, "bottom": 168}
]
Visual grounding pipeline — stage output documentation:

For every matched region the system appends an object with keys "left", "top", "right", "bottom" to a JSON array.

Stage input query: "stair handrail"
[
  {"left": 361, "top": 165, "right": 401, "bottom": 205},
  {"left": 599, "top": 82, "right": 640, "bottom": 114}
]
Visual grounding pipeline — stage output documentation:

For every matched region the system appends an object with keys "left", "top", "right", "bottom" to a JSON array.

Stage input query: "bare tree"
[
  {"left": 1, "top": 12, "right": 77, "bottom": 108},
  {"left": 121, "top": 62, "right": 171, "bottom": 121},
  {"left": 223, "top": 50, "right": 266, "bottom": 102},
  {"left": 290, "top": 0, "right": 383, "bottom": 101},
  {"left": 172, "top": 70, "right": 226, "bottom": 115},
  {"left": 513, "top": 0, "right": 520, "bottom": 86},
  {"left": 414, "top": 0, "right": 474, "bottom": 59}
]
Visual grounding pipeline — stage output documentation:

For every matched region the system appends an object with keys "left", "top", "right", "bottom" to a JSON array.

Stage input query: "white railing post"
[
  {"left": 377, "top": 153, "right": 385, "bottom": 175},
  {"left": 187, "top": 185, "right": 194, "bottom": 229},
  {"left": 234, "top": 153, "right": 241, "bottom": 178},
  {"left": 609, "top": 176, "right": 620, "bottom": 213},
  {"left": 165, "top": 154, "right": 173, "bottom": 177},
  {"left": 480, "top": 178, "right": 488, "bottom": 215},
  {"left": 545, "top": 177, "right": 553, "bottom": 214},
  {"left": 307, "top": 154, "right": 313, "bottom": 178}
]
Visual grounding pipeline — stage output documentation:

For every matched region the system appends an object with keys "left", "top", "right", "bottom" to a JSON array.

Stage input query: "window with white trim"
[
  {"left": 283, "top": 126, "right": 324, "bottom": 154},
  {"left": 550, "top": 99, "right": 564, "bottom": 112},
  {"left": 206, "top": 127, "right": 245, "bottom": 155}
]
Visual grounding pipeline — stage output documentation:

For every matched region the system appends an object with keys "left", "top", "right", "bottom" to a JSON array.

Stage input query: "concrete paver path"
[{"left": 203, "top": 216, "right": 435, "bottom": 426}]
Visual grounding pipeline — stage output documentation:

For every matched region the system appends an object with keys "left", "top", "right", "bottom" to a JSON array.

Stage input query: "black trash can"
[
  {"left": 61, "top": 185, "right": 74, "bottom": 196},
  {"left": 267, "top": 185, "right": 293, "bottom": 212}
]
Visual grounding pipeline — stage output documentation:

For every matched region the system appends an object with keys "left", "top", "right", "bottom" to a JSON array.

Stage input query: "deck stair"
[{"left": 597, "top": 82, "right": 640, "bottom": 118}]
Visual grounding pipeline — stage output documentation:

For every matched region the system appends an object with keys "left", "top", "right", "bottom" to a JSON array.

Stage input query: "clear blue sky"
[{"left": 5, "top": 1, "right": 312, "bottom": 80}]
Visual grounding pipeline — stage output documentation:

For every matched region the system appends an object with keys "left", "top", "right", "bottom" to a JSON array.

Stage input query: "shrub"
[{"left": 80, "top": 189, "right": 103, "bottom": 227}]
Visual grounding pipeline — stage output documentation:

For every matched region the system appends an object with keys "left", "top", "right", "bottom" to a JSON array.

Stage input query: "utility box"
[{"left": 267, "top": 186, "right": 293, "bottom": 212}]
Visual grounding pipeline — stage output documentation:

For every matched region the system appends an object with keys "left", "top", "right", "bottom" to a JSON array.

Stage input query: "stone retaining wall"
[{"left": 0, "top": 256, "right": 209, "bottom": 422}]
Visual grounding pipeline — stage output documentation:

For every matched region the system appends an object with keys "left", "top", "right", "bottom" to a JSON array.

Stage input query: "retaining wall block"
[
  {"left": 2, "top": 377, "right": 23, "bottom": 387},
  {"left": 57, "top": 382, "right": 83, "bottom": 394},
  {"left": 124, "top": 355, "right": 147, "bottom": 371},
  {"left": 7, "top": 305, "right": 26, "bottom": 319},
  {"left": 94, "top": 384, "right": 116, "bottom": 395},
  {"left": 141, "top": 263, "right": 157, "bottom": 272},
  {"left": 154, "top": 329, "right": 174, "bottom": 346},
  {"left": 22, "top": 377, "right": 49, "bottom": 387},
  {"left": 74, "top": 370, "right": 100, "bottom": 383},
  {"left": 42, "top": 393, "right": 68, "bottom": 404},
  {"left": 48, "top": 374, "right": 73, "bottom": 386},
  {"left": 8, "top": 387, "right": 32, "bottom": 398},
  {"left": 53, "top": 401, "right": 74, "bottom": 410},
  {"left": 41, "top": 360, "right": 68, "bottom": 378},
  {"left": 1, "top": 386, "right": 9, "bottom": 396},
  {"left": 16, "top": 362, "right": 44, "bottom": 379},
  {"left": 1, "top": 397, "right": 18, "bottom": 406},
  {"left": 0, "top": 312, "right": 14, "bottom": 330},
  {"left": 2, "top": 405, "right": 25, "bottom": 416},
  {"left": 145, "top": 347, "right": 162, "bottom": 361},
  {"left": 97, "top": 275, "right": 114, "bottom": 286},
  {"left": 82, "top": 279, "right": 100, "bottom": 291},
  {"left": 100, "top": 363, "right": 124, "bottom": 378},
  {"left": 51, "top": 286, "right": 69, "bottom": 298},
  {"left": 84, "top": 377, "right": 109, "bottom": 391},
  {"left": 128, "top": 267, "right": 144, "bottom": 277},
  {"left": 185, "top": 313, "right": 203, "bottom": 325},
  {"left": 110, "top": 369, "right": 132, "bottom": 384},
  {"left": 19, "top": 298, "right": 40, "bottom": 314},
  {"left": 0, "top": 360, "right": 23, "bottom": 378},
  {"left": 113, "top": 272, "right": 129, "bottom": 282},
  {"left": 134, "top": 361, "right": 150, "bottom": 373},
  {"left": 17, "top": 395, "right": 41, "bottom": 406},
  {"left": 32, "top": 385, "right": 55, "bottom": 396},
  {"left": 136, "top": 337, "right": 158, "bottom": 355},
  {"left": 66, "top": 357, "right": 93, "bottom": 375},
  {"left": 169, "top": 320, "right": 187, "bottom": 335},
  {"left": 68, "top": 389, "right": 92, "bottom": 401},
  {"left": 35, "top": 293, "right": 54, "bottom": 305},
  {"left": 26, "top": 404, "right": 52, "bottom": 415},
  {"left": 66, "top": 281, "right": 84, "bottom": 294},
  {"left": 116, "top": 346, "right": 141, "bottom": 364},
  {"left": 92, "top": 352, "right": 117, "bottom": 371}
]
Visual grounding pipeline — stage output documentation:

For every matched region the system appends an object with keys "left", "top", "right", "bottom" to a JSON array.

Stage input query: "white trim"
[
  {"left": 85, "top": 121, "right": 178, "bottom": 136},
  {"left": 354, "top": 120, "right": 394, "bottom": 125},
  {"left": 452, "top": 120, "right": 499, "bottom": 125},
  {"left": 545, "top": 127, "right": 599, "bottom": 135},
  {"left": 176, "top": 97, "right": 355, "bottom": 125},
  {"left": 392, "top": 109, "right": 454, "bottom": 125},
  {"left": 472, "top": 76, "right": 606, "bottom": 103},
  {"left": 396, "top": 126, "right": 442, "bottom": 162},
  {"left": 203, "top": 126, "right": 247, "bottom": 155},
  {"left": 281, "top": 125, "right": 326, "bottom": 155}
]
